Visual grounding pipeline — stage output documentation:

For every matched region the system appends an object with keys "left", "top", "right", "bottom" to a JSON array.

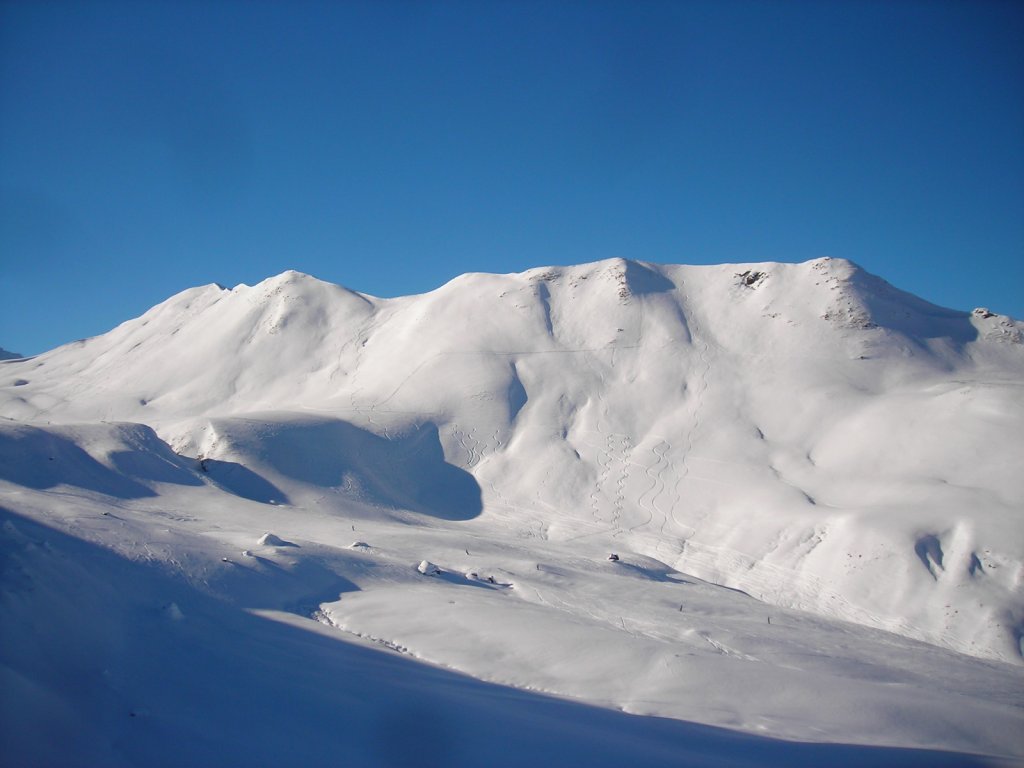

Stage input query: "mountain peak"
[
  {"left": 232, "top": 269, "right": 373, "bottom": 307},
  {"left": 246, "top": 269, "right": 320, "bottom": 290},
  {"left": 273, "top": 268, "right": 315, "bottom": 281}
]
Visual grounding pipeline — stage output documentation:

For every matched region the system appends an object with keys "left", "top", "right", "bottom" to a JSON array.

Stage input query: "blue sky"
[{"left": 1, "top": 0, "right": 1021, "bottom": 355}]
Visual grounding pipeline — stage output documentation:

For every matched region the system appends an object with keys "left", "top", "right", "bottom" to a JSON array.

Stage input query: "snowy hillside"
[{"left": 2, "top": 257, "right": 1023, "bottom": 765}]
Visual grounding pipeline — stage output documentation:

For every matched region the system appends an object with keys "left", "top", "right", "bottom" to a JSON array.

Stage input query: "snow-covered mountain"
[
  {"left": 6, "top": 257, "right": 1022, "bottom": 659},
  {"left": 2, "top": 257, "right": 1023, "bottom": 765}
]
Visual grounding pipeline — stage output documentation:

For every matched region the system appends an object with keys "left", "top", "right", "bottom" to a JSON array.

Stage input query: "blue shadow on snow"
[{"left": 0, "top": 508, "right": 998, "bottom": 768}]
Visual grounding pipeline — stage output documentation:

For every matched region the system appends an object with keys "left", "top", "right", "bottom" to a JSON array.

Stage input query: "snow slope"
[{"left": 1, "top": 257, "right": 1023, "bottom": 764}]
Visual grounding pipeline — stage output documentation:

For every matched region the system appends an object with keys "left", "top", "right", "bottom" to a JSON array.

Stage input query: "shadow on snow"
[
  {"left": 217, "top": 416, "right": 483, "bottom": 521},
  {"left": 0, "top": 508, "right": 996, "bottom": 768}
]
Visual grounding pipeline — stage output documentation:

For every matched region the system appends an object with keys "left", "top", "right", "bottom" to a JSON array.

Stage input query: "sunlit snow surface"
[{"left": 1, "top": 258, "right": 1022, "bottom": 765}]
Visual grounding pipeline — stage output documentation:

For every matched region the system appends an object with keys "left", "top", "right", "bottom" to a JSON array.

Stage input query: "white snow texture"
[{"left": 1, "top": 257, "right": 1022, "bottom": 766}]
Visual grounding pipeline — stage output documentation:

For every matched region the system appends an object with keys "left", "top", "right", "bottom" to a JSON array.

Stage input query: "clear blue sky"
[{"left": 1, "top": 0, "right": 1022, "bottom": 355}]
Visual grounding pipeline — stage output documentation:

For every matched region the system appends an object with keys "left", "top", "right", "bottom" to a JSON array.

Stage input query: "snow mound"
[
  {"left": 257, "top": 533, "right": 292, "bottom": 547},
  {"left": 417, "top": 560, "right": 441, "bottom": 576}
]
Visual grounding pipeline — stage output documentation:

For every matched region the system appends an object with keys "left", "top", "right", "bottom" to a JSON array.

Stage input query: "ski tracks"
[
  {"left": 631, "top": 439, "right": 670, "bottom": 534},
  {"left": 453, "top": 425, "right": 505, "bottom": 470},
  {"left": 452, "top": 426, "right": 481, "bottom": 467},
  {"left": 578, "top": 362, "right": 633, "bottom": 538}
]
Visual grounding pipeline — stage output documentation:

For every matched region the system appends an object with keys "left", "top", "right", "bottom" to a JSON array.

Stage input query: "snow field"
[{"left": 2, "top": 257, "right": 1023, "bottom": 764}]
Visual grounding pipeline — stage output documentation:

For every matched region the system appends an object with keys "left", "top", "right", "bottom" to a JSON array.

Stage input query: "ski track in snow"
[{"left": 631, "top": 439, "right": 669, "bottom": 534}]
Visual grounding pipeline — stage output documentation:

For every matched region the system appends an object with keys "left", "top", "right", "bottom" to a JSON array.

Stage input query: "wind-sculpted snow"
[{"left": 1, "top": 258, "right": 1023, "bottom": 764}]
